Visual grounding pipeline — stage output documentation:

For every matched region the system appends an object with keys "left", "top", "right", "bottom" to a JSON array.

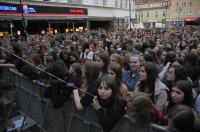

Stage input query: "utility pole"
[
  {"left": 19, "top": 0, "right": 27, "bottom": 37},
  {"left": 129, "top": 0, "right": 132, "bottom": 29}
]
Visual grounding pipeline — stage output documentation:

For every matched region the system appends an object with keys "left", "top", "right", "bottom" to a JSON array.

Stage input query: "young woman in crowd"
[
  {"left": 109, "top": 53, "right": 123, "bottom": 68},
  {"left": 157, "top": 48, "right": 167, "bottom": 70},
  {"left": 176, "top": 51, "right": 186, "bottom": 65},
  {"left": 159, "top": 51, "right": 177, "bottom": 82},
  {"left": 68, "top": 62, "right": 83, "bottom": 89},
  {"left": 126, "top": 92, "right": 163, "bottom": 124},
  {"left": 166, "top": 65, "right": 193, "bottom": 91},
  {"left": 164, "top": 80, "right": 193, "bottom": 117},
  {"left": 123, "top": 54, "right": 140, "bottom": 91},
  {"left": 136, "top": 62, "right": 169, "bottom": 111},
  {"left": 184, "top": 52, "right": 200, "bottom": 82},
  {"left": 73, "top": 61, "right": 100, "bottom": 110},
  {"left": 165, "top": 80, "right": 200, "bottom": 130},
  {"left": 108, "top": 63, "right": 128, "bottom": 100},
  {"left": 168, "top": 105, "right": 194, "bottom": 132},
  {"left": 92, "top": 75, "right": 126, "bottom": 132},
  {"left": 94, "top": 52, "right": 110, "bottom": 77}
]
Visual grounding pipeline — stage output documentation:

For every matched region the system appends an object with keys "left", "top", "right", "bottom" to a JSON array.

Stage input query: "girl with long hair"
[
  {"left": 73, "top": 61, "right": 100, "bottom": 110},
  {"left": 136, "top": 62, "right": 169, "bottom": 111},
  {"left": 108, "top": 63, "right": 128, "bottom": 100},
  {"left": 92, "top": 75, "right": 126, "bottom": 132}
]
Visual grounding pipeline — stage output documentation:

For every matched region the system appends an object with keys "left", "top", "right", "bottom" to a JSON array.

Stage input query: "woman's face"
[
  {"left": 95, "top": 56, "right": 104, "bottom": 68},
  {"left": 108, "top": 68, "right": 116, "bottom": 79},
  {"left": 167, "top": 67, "right": 175, "bottom": 81},
  {"left": 171, "top": 87, "right": 184, "bottom": 104},
  {"left": 181, "top": 41, "right": 187, "bottom": 47},
  {"left": 139, "top": 66, "right": 147, "bottom": 81},
  {"left": 129, "top": 56, "right": 140, "bottom": 73},
  {"left": 78, "top": 45, "right": 82, "bottom": 53},
  {"left": 98, "top": 81, "right": 112, "bottom": 100},
  {"left": 110, "top": 55, "right": 117, "bottom": 64}
]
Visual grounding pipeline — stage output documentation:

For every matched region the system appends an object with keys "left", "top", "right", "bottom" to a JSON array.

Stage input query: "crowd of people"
[{"left": 0, "top": 25, "right": 200, "bottom": 132}]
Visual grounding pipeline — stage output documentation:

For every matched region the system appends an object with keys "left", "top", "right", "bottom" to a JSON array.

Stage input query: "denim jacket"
[{"left": 123, "top": 70, "right": 140, "bottom": 91}]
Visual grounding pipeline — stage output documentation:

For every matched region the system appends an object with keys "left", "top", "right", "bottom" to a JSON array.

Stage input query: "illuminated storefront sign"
[
  {"left": 70, "top": 9, "right": 85, "bottom": 14},
  {"left": 23, "top": 5, "right": 36, "bottom": 13},
  {"left": 25, "top": 5, "right": 88, "bottom": 15},
  {"left": 0, "top": 2, "right": 20, "bottom": 13},
  {"left": 0, "top": 5, "right": 17, "bottom": 11},
  {"left": 0, "top": 2, "right": 88, "bottom": 16}
]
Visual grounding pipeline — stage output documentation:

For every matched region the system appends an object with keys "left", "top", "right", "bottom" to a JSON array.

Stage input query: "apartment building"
[
  {"left": 134, "top": 0, "right": 168, "bottom": 27},
  {"left": 134, "top": 0, "right": 200, "bottom": 27},
  {"left": 169, "top": 0, "right": 200, "bottom": 25}
]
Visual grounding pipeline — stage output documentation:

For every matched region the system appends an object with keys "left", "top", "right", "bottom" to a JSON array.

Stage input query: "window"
[
  {"left": 147, "top": 12, "right": 149, "bottom": 17},
  {"left": 103, "top": 0, "right": 106, "bottom": 7},
  {"left": 163, "top": 11, "right": 166, "bottom": 17},
  {"left": 120, "top": 0, "right": 123, "bottom": 8},
  {"left": 140, "top": 13, "right": 143, "bottom": 18},
  {"left": 175, "top": 11, "right": 179, "bottom": 16},
  {"left": 182, "top": 11, "right": 186, "bottom": 15},
  {"left": 125, "top": 0, "right": 128, "bottom": 9},
  {"left": 175, "top": 10, "right": 181, "bottom": 16},
  {"left": 182, "top": 2, "right": 186, "bottom": 6},
  {"left": 176, "top": 2, "right": 181, "bottom": 7},
  {"left": 115, "top": 0, "right": 118, "bottom": 8},
  {"left": 187, "top": 2, "right": 192, "bottom": 6},
  {"left": 68, "top": 0, "right": 73, "bottom": 4},
  {"left": 187, "top": 11, "right": 192, "bottom": 15},
  {"left": 155, "top": 11, "right": 158, "bottom": 17},
  {"left": 74, "top": 0, "right": 82, "bottom": 4}
]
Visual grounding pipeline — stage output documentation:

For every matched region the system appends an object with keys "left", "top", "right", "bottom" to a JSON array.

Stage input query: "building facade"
[
  {"left": 134, "top": 0, "right": 168, "bottom": 27},
  {"left": 169, "top": 0, "right": 200, "bottom": 26},
  {"left": 134, "top": 0, "right": 200, "bottom": 28},
  {"left": 0, "top": 0, "right": 135, "bottom": 34}
]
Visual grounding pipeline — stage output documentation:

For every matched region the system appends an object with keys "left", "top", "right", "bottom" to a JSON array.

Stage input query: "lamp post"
[
  {"left": 162, "top": 0, "right": 169, "bottom": 28},
  {"left": 19, "top": 0, "right": 27, "bottom": 36},
  {"left": 10, "top": 23, "right": 14, "bottom": 38},
  {"left": 129, "top": 0, "right": 132, "bottom": 29}
]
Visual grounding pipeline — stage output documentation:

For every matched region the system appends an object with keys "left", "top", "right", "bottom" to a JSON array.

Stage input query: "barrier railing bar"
[{"left": 0, "top": 47, "right": 95, "bottom": 97}]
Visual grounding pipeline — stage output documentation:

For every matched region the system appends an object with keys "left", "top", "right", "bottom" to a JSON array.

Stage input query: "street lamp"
[
  {"left": 19, "top": 0, "right": 27, "bottom": 37},
  {"left": 129, "top": 0, "right": 132, "bottom": 29},
  {"left": 162, "top": 0, "right": 169, "bottom": 28}
]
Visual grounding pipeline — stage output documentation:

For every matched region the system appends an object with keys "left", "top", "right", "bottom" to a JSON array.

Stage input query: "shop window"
[
  {"left": 147, "top": 12, "right": 149, "bottom": 17},
  {"left": 163, "top": 11, "right": 166, "bottom": 17},
  {"left": 155, "top": 11, "right": 158, "bottom": 17}
]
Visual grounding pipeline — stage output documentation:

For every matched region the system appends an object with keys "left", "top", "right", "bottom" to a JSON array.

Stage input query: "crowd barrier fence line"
[{"left": 1, "top": 68, "right": 169, "bottom": 132}]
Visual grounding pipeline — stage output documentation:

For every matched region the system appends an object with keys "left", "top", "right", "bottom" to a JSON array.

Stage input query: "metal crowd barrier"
[{"left": 1, "top": 68, "right": 169, "bottom": 132}]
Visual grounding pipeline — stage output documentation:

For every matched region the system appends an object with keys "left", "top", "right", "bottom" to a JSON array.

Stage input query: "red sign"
[
  {"left": 70, "top": 9, "right": 84, "bottom": 14},
  {"left": 185, "top": 18, "right": 198, "bottom": 22}
]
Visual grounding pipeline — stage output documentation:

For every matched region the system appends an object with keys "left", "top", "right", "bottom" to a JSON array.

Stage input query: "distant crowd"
[{"left": 0, "top": 26, "right": 200, "bottom": 132}]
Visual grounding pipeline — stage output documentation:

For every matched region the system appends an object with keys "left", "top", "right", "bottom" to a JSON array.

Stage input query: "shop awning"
[{"left": 184, "top": 17, "right": 198, "bottom": 22}]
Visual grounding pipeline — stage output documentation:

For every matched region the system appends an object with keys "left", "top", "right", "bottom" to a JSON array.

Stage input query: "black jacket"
[{"left": 96, "top": 98, "right": 126, "bottom": 132}]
